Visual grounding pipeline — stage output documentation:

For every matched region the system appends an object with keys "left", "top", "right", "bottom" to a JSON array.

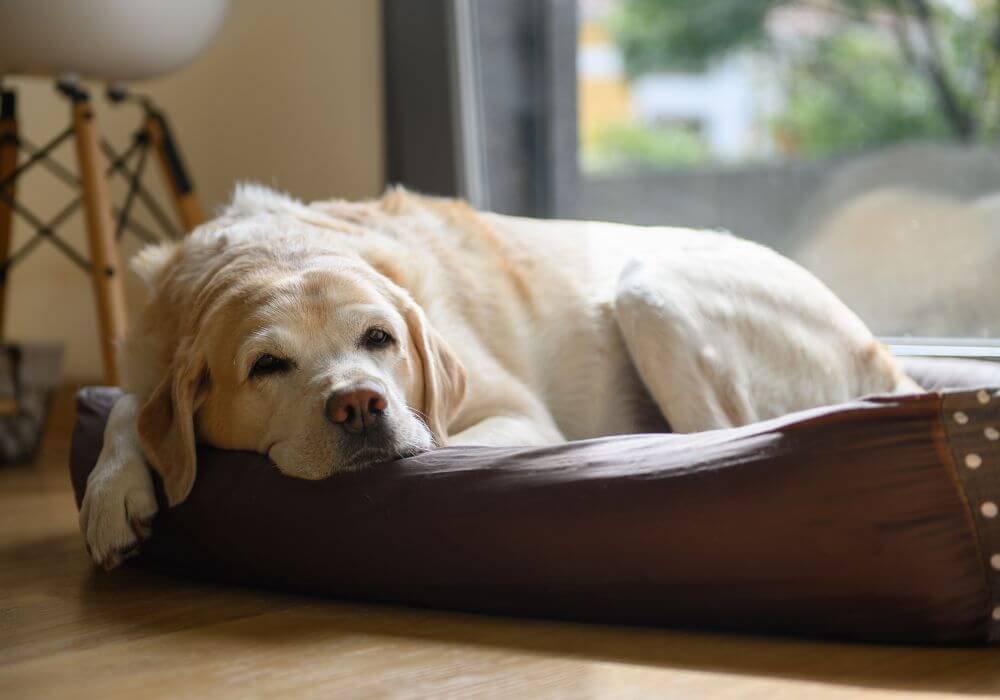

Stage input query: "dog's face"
[
  {"left": 198, "top": 260, "right": 439, "bottom": 479},
  {"left": 131, "top": 193, "right": 467, "bottom": 505}
]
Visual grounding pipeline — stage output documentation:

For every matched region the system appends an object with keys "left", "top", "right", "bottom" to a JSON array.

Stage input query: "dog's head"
[{"left": 129, "top": 186, "right": 467, "bottom": 505}]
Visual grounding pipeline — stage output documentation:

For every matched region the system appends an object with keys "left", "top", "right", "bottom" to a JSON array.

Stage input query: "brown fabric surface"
[
  {"left": 939, "top": 388, "right": 1000, "bottom": 643},
  {"left": 69, "top": 358, "right": 1000, "bottom": 644}
]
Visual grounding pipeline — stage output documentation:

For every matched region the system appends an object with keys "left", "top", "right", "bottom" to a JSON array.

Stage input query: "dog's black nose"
[{"left": 326, "top": 382, "right": 387, "bottom": 433}]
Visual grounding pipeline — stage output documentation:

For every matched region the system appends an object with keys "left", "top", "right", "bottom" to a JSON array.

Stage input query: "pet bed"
[{"left": 69, "top": 357, "right": 1000, "bottom": 644}]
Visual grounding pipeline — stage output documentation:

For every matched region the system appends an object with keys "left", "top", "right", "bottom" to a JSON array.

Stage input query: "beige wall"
[{"left": 5, "top": 0, "right": 383, "bottom": 381}]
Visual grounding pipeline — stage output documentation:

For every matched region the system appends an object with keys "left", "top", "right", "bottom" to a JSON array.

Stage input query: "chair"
[{"left": 0, "top": 0, "right": 229, "bottom": 384}]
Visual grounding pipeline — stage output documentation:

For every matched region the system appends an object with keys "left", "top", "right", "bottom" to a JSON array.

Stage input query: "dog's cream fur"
[{"left": 80, "top": 185, "right": 919, "bottom": 568}]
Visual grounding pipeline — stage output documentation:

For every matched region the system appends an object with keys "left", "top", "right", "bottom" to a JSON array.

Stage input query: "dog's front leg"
[{"left": 78, "top": 393, "right": 158, "bottom": 570}]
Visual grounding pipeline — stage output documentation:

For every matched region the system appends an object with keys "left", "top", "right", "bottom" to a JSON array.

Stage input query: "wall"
[
  {"left": 5, "top": 0, "right": 384, "bottom": 381},
  {"left": 576, "top": 143, "right": 1000, "bottom": 253}
]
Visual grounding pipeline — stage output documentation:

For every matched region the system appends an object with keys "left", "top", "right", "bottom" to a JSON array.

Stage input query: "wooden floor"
[{"left": 3, "top": 390, "right": 1000, "bottom": 698}]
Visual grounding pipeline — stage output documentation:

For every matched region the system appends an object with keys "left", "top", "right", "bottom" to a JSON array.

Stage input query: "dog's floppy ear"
[
  {"left": 136, "top": 339, "right": 208, "bottom": 506},
  {"left": 404, "top": 303, "right": 467, "bottom": 444}
]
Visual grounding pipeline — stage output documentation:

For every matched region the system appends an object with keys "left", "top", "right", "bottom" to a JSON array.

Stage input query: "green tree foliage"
[
  {"left": 612, "top": 0, "right": 780, "bottom": 74},
  {"left": 586, "top": 124, "right": 711, "bottom": 170},
  {"left": 610, "top": 0, "right": 1000, "bottom": 158},
  {"left": 776, "top": 29, "right": 953, "bottom": 156}
]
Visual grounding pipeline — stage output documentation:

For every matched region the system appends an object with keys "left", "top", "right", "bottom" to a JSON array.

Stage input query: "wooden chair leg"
[
  {"left": 0, "top": 90, "right": 18, "bottom": 342},
  {"left": 71, "top": 94, "right": 127, "bottom": 386},
  {"left": 146, "top": 111, "right": 205, "bottom": 232}
]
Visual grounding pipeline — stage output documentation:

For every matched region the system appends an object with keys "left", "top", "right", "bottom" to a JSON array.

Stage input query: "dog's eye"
[
  {"left": 363, "top": 327, "right": 393, "bottom": 348},
  {"left": 250, "top": 353, "right": 292, "bottom": 378}
]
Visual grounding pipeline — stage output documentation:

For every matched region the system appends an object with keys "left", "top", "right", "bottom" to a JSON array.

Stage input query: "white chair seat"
[{"left": 0, "top": 0, "right": 229, "bottom": 82}]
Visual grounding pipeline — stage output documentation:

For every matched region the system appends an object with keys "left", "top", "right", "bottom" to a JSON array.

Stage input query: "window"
[
  {"left": 575, "top": 0, "right": 1000, "bottom": 347},
  {"left": 384, "top": 0, "right": 1000, "bottom": 351}
]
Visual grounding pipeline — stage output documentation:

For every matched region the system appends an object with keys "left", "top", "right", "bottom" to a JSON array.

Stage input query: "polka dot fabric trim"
[{"left": 943, "top": 388, "right": 1000, "bottom": 641}]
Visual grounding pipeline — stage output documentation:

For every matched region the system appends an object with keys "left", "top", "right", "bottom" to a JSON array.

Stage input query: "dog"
[{"left": 79, "top": 185, "right": 920, "bottom": 569}]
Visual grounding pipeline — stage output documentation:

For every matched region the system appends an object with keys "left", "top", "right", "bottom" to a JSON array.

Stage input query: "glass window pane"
[{"left": 576, "top": 0, "right": 1000, "bottom": 340}]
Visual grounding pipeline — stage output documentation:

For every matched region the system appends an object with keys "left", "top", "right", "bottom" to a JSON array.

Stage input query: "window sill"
[{"left": 884, "top": 337, "right": 1000, "bottom": 361}]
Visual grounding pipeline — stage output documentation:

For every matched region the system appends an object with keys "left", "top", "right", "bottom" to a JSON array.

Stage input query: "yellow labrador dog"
[{"left": 80, "top": 185, "right": 919, "bottom": 568}]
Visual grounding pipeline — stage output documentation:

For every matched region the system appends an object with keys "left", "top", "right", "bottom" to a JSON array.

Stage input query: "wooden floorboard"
[{"left": 2, "top": 388, "right": 999, "bottom": 698}]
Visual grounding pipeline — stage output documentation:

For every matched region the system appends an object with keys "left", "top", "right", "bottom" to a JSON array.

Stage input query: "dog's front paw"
[{"left": 79, "top": 453, "right": 158, "bottom": 570}]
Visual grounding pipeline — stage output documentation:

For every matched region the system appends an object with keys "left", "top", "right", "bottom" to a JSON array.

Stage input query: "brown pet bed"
[{"left": 69, "top": 357, "right": 1000, "bottom": 645}]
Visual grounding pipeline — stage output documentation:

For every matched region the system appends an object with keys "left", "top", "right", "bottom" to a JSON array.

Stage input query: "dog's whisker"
[{"left": 406, "top": 406, "right": 432, "bottom": 431}]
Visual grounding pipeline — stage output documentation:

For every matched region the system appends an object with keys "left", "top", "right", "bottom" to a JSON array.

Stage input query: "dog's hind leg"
[
  {"left": 613, "top": 259, "right": 754, "bottom": 432},
  {"left": 612, "top": 246, "right": 908, "bottom": 433}
]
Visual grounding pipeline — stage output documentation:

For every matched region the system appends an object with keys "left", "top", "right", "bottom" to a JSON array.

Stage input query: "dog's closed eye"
[{"left": 250, "top": 353, "right": 294, "bottom": 378}]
